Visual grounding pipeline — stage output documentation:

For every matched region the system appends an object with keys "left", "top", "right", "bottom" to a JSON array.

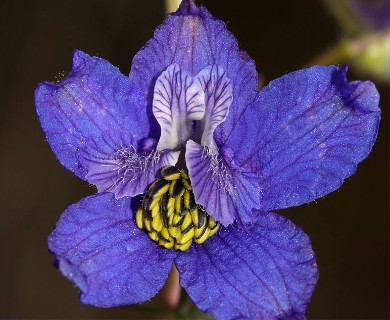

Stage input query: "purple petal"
[
  {"left": 48, "top": 193, "right": 176, "bottom": 307},
  {"left": 175, "top": 211, "right": 318, "bottom": 320},
  {"left": 35, "top": 50, "right": 150, "bottom": 180},
  {"left": 79, "top": 147, "right": 180, "bottom": 198},
  {"left": 153, "top": 64, "right": 205, "bottom": 151},
  {"left": 224, "top": 65, "right": 380, "bottom": 211},
  {"left": 186, "top": 140, "right": 260, "bottom": 226},
  {"left": 129, "top": 0, "right": 258, "bottom": 145}
]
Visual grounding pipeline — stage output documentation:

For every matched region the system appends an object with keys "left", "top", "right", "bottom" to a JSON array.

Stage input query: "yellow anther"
[
  {"left": 208, "top": 223, "right": 220, "bottom": 237},
  {"left": 184, "top": 190, "right": 191, "bottom": 209},
  {"left": 175, "top": 239, "right": 193, "bottom": 251},
  {"left": 144, "top": 218, "right": 152, "bottom": 232},
  {"left": 148, "top": 196, "right": 160, "bottom": 211},
  {"left": 167, "top": 197, "right": 175, "bottom": 209},
  {"left": 160, "top": 227, "right": 171, "bottom": 240},
  {"left": 167, "top": 205, "right": 175, "bottom": 219},
  {"left": 180, "top": 213, "right": 192, "bottom": 231},
  {"left": 168, "top": 226, "right": 181, "bottom": 239},
  {"left": 194, "top": 221, "right": 208, "bottom": 238},
  {"left": 164, "top": 172, "right": 181, "bottom": 181},
  {"left": 169, "top": 179, "right": 177, "bottom": 196},
  {"left": 159, "top": 238, "right": 174, "bottom": 249},
  {"left": 151, "top": 214, "right": 163, "bottom": 232},
  {"left": 153, "top": 183, "right": 170, "bottom": 198},
  {"left": 180, "top": 170, "right": 189, "bottom": 180},
  {"left": 136, "top": 166, "right": 220, "bottom": 252},
  {"left": 190, "top": 208, "right": 199, "bottom": 227},
  {"left": 172, "top": 214, "right": 184, "bottom": 226},
  {"left": 148, "top": 231, "right": 159, "bottom": 242},
  {"left": 208, "top": 218, "right": 217, "bottom": 229},
  {"left": 167, "top": 213, "right": 174, "bottom": 226},
  {"left": 178, "top": 228, "right": 195, "bottom": 244},
  {"left": 175, "top": 197, "right": 182, "bottom": 215},
  {"left": 135, "top": 207, "right": 144, "bottom": 230},
  {"left": 151, "top": 203, "right": 160, "bottom": 218},
  {"left": 182, "top": 179, "right": 192, "bottom": 190},
  {"left": 195, "top": 227, "right": 211, "bottom": 244},
  {"left": 161, "top": 166, "right": 182, "bottom": 180}
]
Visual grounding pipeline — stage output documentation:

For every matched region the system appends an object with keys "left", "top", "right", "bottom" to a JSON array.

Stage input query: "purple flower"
[{"left": 35, "top": 1, "right": 380, "bottom": 319}]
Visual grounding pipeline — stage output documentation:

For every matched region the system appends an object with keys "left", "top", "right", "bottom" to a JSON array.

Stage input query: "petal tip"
[
  {"left": 72, "top": 49, "right": 90, "bottom": 70},
  {"left": 175, "top": 0, "right": 206, "bottom": 17}
]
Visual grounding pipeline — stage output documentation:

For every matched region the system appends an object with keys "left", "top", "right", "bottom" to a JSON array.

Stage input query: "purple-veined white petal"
[
  {"left": 196, "top": 65, "right": 233, "bottom": 150},
  {"left": 153, "top": 64, "right": 205, "bottom": 151}
]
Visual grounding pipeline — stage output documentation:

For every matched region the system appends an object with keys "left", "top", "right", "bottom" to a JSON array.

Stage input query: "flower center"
[{"left": 135, "top": 166, "right": 220, "bottom": 251}]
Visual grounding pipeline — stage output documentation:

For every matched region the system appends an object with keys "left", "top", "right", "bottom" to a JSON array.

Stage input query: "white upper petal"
[{"left": 153, "top": 64, "right": 233, "bottom": 152}]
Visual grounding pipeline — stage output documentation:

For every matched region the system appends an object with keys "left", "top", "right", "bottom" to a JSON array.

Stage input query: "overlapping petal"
[
  {"left": 48, "top": 193, "right": 176, "bottom": 307},
  {"left": 35, "top": 50, "right": 148, "bottom": 179},
  {"left": 175, "top": 211, "right": 318, "bottom": 320},
  {"left": 79, "top": 148, "right": 179, "bottom": 198},
  {"left": 35, "top": 50, "right": 179, "bottom": 196},
  {"left": 224, "top": 66, "right": 380, "bottom": 211},
  {"left": 129, "top": 0, "right": 258, "bottom": 145},
  {"left": 186, "top": 140, "right": 260, "bottom": 226}
]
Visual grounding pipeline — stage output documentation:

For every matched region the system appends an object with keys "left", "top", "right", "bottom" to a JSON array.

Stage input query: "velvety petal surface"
[
  {"left": 186, "top": 140, "right": 260, "bottom": 226},
  {"left": 224, "top": 66, "right": 380, "bottom": 211},
  {"left": 48, "top": 193, "right": 176, "bottom": 307},
  {"left": 129, "top": 0, "right": 258, "bottom": 145},
  {"left": 79, "top": 147, "right": 179, "bottom": 198},
  {"left": 175, "top": 211, "right": 318, "bottom": 320},
  {"left": 35, "top": 50, "right": 150, "bottom": 179}
]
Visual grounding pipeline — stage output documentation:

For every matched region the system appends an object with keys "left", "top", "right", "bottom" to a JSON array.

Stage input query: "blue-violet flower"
[{"left": 35, "top": 1, "right": 380, "bottom": 319}]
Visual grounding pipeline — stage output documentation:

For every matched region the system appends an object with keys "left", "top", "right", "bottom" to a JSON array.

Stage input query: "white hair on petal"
[
  {"left": 201, "top": 146, "right": 236, "bottom": 196},
  {"left": 112, "top": 146, "right": 162, "bottom": 186}
]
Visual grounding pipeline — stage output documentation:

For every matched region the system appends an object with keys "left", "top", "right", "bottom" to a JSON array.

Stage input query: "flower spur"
[{"left": 35, "top": 0, "right": 380, "bottom": 319}]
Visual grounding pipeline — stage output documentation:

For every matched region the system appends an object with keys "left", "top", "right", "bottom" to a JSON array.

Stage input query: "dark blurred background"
[{"left": 0, "top": 0, "right": 388, "bottom": 319}]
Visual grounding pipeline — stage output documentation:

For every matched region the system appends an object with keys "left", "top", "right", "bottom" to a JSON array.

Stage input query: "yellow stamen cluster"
[{"left": 136, "top": 166, "right": 220, "bottom": 251}]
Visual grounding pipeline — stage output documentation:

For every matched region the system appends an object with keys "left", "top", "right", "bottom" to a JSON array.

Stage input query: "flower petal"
[
  {"left": 79, "top": 147, "right": 180, "bottom": 198},
  {"left": 35, "top": 50, "right": 150, "bottom": 180},
  {"left": 224, "top": 66, "right": 380, "bottom": 211},
  {"left": 48, "top": 193, "right": 176, "bottom": 307},
  {"left": 129, "top": 0, "right": 258, "bottom": 144},
  {"left": 186, "top": 140, "right": 260, "bottom": 226},
  {"left": 175, "top": 211, "right": 318, "bottom": 320},
  {"left": 197, "top": 65, "right": 233, "bottom": 150},
  {"left": 153, "top": 64, "right": 205, "bottom": 151}
]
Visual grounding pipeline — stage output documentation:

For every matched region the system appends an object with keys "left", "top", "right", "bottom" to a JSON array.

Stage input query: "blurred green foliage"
[{"left": 321, "top": 0, "right": 390, "bottom": 82}]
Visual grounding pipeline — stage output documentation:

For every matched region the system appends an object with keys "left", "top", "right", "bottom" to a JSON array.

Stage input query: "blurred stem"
[
  {"left": 165, "top": 0, "right": 182, "bottom": 14},
  {"left": 324, "top": 0, "right": 365, "bottom": 36},
  {"left": 312, "top": 31, "right": 389, "bottom": 63},
  {"left": 309, "top": 31, "right": 390, "bottom": 82},
  {"left": 164, "top": 265, "right": 182, "bottom": 310},
  {"left": 309, "top": 40, "right": 350, "bottom": 66}
]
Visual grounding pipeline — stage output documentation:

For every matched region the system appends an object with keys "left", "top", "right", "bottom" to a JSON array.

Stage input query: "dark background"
[{"left": 0, "top": 0, "right": 388, "bottom": 319}]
